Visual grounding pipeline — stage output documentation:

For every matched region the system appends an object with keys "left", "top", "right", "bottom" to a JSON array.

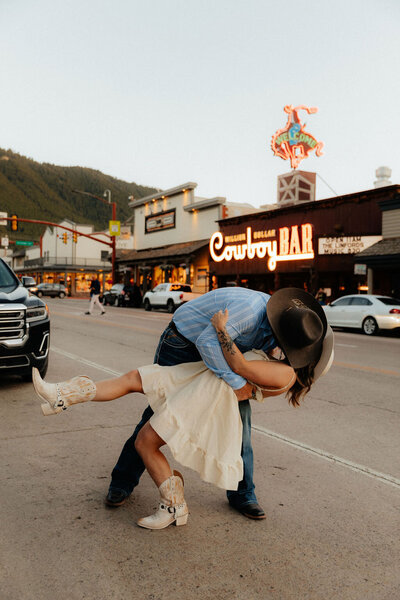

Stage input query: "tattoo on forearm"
[{"left": 217, "top": 328, "right": 236, "bottom": 355}]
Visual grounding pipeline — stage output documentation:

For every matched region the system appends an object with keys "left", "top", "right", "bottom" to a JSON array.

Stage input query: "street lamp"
[
  {"left": 72, "top": 189, "right": 117, "bottom": 284},
  {"left": 103, "top": 189, "right": 117, "bottom": 286}
]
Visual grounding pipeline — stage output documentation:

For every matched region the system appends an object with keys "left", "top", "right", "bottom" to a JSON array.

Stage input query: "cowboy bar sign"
[
  {"left": 271, "top": 105, "right": 324, "bottom": 169},
  {"left": 209, "top": 224, "right": 314, "bottom": 271}
]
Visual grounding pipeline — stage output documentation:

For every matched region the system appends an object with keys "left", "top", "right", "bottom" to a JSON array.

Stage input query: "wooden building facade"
[{"left": 209, "top": 185, "right": 400, "bottom": 300}]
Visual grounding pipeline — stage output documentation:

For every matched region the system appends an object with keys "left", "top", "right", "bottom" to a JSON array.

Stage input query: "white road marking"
[
  {"left": 335, "top": 343, "right": 358, "bottom": 348},
  {"left": 52, "top": 347, "right": 123, "bottom": 377},
  {"left": 252, "top": 425, "right": 400, "bottom": 490},
  {"left": 51, "top": 346, "right": 400, "bottom": 491}
]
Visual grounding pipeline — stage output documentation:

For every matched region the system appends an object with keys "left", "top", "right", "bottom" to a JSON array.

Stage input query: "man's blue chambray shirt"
[{"left": 173, "top": 287, "right": 276, "bottom": 390}]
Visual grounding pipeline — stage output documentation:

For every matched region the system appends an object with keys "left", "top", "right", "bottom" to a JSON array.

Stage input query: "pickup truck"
[
  {"left": 0, "top": 259, "right": 50, "bottom": 381},
  {"left": 143, "top": 283, "right": 202, "bottom": 313}
]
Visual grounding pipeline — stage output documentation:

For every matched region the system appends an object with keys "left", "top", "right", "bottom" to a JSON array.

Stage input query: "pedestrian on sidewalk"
[
  {"left": 86, "top": 276, "right": 105, "bottom": 315},
  {"left": 33, "top": 288, "right": 333, "bottom": 530}
]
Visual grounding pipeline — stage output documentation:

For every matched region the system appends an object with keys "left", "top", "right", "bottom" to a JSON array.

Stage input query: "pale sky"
[{"left": 1, "top": 0, "right": 399, "bottom": 208}]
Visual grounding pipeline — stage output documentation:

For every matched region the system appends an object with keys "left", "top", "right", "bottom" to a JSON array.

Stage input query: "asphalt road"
[{"left": 1, "top": 298, "right": 399, "bottom": 600}]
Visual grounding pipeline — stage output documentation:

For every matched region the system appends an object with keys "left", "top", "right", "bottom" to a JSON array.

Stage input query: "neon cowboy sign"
[
  {"left": 209, "top": 224, "right": 314, "bottom": 271},
  {"left": 271, "top": 105, "right": 324, "bottom": 169}
]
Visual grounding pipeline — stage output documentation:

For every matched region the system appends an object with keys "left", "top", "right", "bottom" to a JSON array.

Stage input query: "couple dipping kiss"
[{"left": 33, "top": 287, "right": 334, "bottom": 530}]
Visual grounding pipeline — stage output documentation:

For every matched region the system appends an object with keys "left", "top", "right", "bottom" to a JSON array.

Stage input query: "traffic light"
[
  {"left": 62, "top": 232, "right": 68, "bottom": 244},
  {"left": 72, "top": 231, "right": 78, "bottom": 243},
  {"left": 10, "top": 214, "right": 18, "bottom": 232}
]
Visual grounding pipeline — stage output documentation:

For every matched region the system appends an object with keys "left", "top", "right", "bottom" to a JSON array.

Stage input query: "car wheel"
[
  {"left": 167, "top": 299, "right": 175, "bottom": 313},
  {"left": 362, "top": 316, "right": 378, "bottom": 336},
  {"left": 144, "top": 299, "right": 151, "bottom": 311},
  {"left": 37, "top": 291, "right": 43, "bottom": 297},
  {"left": 59, "top": 292, "right": 65, "bottom": 298}
]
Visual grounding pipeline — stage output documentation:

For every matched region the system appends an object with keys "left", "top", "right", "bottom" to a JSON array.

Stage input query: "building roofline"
[
  {"left": 217, "top": 184, "right": 400, "bottom": 225},
  {"left": 129, "top": 182, "right": 198, "bottom": 208},
  {"left": 184, "top": 197, "right": 226, "bottom": 212}
]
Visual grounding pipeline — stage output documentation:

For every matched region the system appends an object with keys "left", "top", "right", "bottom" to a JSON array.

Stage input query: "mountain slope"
[{"left": 0, "top": 149, "right": 158, "bottom": 240}]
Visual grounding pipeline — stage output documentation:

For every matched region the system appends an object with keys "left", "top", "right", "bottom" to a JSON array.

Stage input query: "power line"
[{"left": 316, "top": 173, "right": 339, "bottom": 196}]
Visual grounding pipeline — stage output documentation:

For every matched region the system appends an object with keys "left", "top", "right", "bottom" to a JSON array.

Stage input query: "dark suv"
[
  {"left": 31, "top": 283, "right": 67, "bottom": 298},
  {"left": 0, "top": 259, "right": 50, "bottom": 380}
]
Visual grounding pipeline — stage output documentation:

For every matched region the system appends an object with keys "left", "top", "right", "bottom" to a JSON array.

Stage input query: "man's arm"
[
  {"left": 211, "top": 309, "right": 294, "bottom": 390},
  {"left": 195, "top": 324, "right": 256, "bottom": 401}
]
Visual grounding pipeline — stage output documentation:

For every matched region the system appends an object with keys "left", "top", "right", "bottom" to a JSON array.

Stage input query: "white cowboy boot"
[
  {"left": 32, "top": 368, "right": 96, "bottom": 416},
  {"left": 137, "top": 470, "right": 189, "bottom": 530}
]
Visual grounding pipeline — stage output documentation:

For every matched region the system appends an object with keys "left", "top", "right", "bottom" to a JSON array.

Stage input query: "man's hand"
[
  {"left": 211, "top": 308, "right": 229, "bottom": 331},
  {"left": 234, "top": 382, "right": 256, "bottom": 401}
]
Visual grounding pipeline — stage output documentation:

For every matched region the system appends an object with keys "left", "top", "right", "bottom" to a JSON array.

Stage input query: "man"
[
  {"left": 106, "top": 286, "right": 277, "bottom": 519},
  {"left": 85, "top": 276, "right": 106, "bottom": 316}
]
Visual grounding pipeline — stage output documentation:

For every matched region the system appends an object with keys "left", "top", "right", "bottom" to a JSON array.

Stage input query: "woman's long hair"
[{"left": 286, "top": 363, "right": 316, "bottom": 407}]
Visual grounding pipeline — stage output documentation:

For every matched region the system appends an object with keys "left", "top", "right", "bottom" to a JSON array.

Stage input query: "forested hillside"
[{"left": 0, "top": 149, "right": 158, "bottom": 240}]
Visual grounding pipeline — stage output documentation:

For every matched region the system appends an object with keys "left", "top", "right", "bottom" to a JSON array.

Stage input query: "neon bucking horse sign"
[{"left": 271, "top": 105, "right": 324, "bottom": 169}]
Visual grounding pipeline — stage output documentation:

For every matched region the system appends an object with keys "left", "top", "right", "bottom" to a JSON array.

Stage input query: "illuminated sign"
[
  {"left": 318, "top": 236, "right": 382, "bottom": 255},
  {"left": 209, "top": 224, "right": 314, "bottom": 271},
  {"left": 145, "top": 209, "right": 176, "bottom": 234},
  {"left": 271, "top": 105, "right": 324, "bottom": 169}
]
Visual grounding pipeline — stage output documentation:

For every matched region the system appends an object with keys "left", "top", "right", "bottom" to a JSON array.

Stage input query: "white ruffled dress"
[{"left": 138, "top": 350, "right": 268, "bottom": 491}]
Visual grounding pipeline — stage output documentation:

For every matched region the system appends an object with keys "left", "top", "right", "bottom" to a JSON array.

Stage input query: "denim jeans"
[{"left": 109, "top": 323, "right": 257, "bottom": 506}]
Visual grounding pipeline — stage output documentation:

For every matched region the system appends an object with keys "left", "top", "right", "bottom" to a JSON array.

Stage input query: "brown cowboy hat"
[{"left": 267, "top": 288, "right": 334, "bottom": 378}]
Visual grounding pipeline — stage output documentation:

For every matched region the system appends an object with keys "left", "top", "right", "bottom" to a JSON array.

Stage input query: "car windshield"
[
  {"left": 0, "top": 260, "right": 18, "bottom": 292},
  {"left": 377, "top": 297, "right": 400, "bottom": 306}
]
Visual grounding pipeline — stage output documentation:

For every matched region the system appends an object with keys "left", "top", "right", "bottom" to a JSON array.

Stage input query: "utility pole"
[
  {"left": 103, "top": 189, "right": 117, "bottom": 285},
  {"left": 73, "top": 189, "right": 118, "bottom": 284}
]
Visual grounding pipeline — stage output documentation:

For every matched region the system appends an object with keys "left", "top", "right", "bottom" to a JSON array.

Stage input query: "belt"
[{"left": 169, "top": 320, "right": 192, "bottom": 344}]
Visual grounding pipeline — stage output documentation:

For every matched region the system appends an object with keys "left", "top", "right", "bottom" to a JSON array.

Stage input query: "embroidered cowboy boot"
[
  {"left": 137, "top": 470, "right": 189, "bottom": 530},
  {"left": 32, "top": 368, "right": 96, "bottom": 416}
]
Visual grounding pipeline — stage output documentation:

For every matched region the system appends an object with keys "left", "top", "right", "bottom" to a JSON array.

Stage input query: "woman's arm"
[{"left": 211, "top": 309, "right": 295, "bottom": 390}]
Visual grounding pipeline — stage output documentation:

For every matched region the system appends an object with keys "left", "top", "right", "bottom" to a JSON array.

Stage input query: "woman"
[{"left": 33, "top": 288, "right": 334, "bottom": 530}]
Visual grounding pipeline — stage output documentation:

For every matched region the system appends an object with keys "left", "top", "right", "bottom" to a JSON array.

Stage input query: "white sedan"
[{"left": 323, "top": 294, "right": 400, "bottom": 335}]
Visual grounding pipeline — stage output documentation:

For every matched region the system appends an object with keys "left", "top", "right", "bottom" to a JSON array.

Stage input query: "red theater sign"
[
  {"left": 271, "top": 105, "right": 324, "bottom": 169},
  {"left": 209, "top": 224, "right": 314, "bottom": 271}
]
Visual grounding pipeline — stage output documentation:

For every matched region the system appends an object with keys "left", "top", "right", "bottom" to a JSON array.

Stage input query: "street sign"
[
  {"left": 15, "top": 240, "right": 34, "bottom": 246},
  {"left": 0, "top": 212, "right": 7, "bottom": 226},
  {"left": 354, "top": 263, "right": 367, "bottom": 275},
  {"left": 109, "top": 220, "right": 121, "bottom": 236},
  {"left": 1, "top": 237, "right": 9, "bottom": 247}
]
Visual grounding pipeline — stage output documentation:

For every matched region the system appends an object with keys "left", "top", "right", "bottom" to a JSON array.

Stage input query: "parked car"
[
  {"left": 0, "top": 258, "right": 50, "bottom": 380},
  {"left": 143, "top": 283, "right": 202, "bottom": 313},
  {"left": 30, "top": 283, "right": 67, "bottom": 299},
  {"left": 103, "top": 284, "right": 126, "bottom": 306},
  {"left": 323, "top": 294, "right": 400, "bottom": 335}
]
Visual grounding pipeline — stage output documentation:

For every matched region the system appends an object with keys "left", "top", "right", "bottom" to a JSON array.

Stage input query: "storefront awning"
[
  {"left": 355, "top": 237, "right": 400, "bottom": 266},
  {"left": 117, "top": 239, "right": 209, "bottom": 265}
]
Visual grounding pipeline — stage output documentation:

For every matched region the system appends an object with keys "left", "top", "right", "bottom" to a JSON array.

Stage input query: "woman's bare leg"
[
  {"left": 135, "top": 423, "right": 189, "bottom": 529},
  {"left": 93, "top": 369, "right": 144, "bottom": 402},
  {"left": 135, "top": 422, "right": 171, "bottom": 487}
]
